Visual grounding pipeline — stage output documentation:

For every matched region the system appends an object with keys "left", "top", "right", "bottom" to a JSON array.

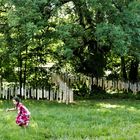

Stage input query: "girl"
[{"left": 6, "top": 97, "right": 31, "bottom": 127}]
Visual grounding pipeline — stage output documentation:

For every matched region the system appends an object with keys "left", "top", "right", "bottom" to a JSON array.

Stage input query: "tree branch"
[{"left": 112, "top": 0, "right": 123, "bottom": 12}]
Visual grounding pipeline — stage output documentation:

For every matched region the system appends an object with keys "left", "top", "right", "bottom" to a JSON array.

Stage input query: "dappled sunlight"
[
  {"left": 127, "top": 106, "right": 138, "bottom": 112},
  {"left": 96, "top": 102, "right": 140, "bottom": 113},
  {"left": 5, "top": 114, "right": 12, "bottom": 121},
  {"left": 0, "top": 100, "right": 4, "bottom": 107},
  {"left": 30, "top": 122, "right": 38, "bottom": 129},
  {"left": 98, "top": 103, "right": 125, "bottom": 109},
  {"left": 0, "top": 109, "right": 3, "bottom": 112}
]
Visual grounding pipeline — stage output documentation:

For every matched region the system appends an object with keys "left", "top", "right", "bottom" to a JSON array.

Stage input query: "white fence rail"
[
  {"left": 59, "top": 73, "right": 140, "bottom": 94},
  {"left": 0, "top": 74, "right": 74, "bottom": 104},
  {"left": 1, "top": 73, "right": 139, "bottom": 101}
]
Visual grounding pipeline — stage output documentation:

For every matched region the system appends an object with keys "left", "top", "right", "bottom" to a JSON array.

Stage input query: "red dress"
[{"left": 16, "top": 103, "right": 30, "bottom": 126}]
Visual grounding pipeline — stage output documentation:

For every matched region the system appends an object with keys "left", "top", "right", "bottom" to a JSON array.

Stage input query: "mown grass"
[{"left": 0, "top": 99, "right": 140, "bottom": 140}]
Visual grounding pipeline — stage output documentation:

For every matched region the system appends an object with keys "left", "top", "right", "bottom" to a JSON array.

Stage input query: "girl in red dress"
[{"left": 6, "top": 97, "right": 31, "bottom": 127}]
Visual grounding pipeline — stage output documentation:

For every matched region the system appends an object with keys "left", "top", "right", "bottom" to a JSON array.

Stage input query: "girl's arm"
[{"left": 6, "top": 107, "right": 16, "bottom": 112}]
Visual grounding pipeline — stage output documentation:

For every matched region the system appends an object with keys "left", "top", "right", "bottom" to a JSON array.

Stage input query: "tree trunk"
[
  {"left": 91, "top": 74, "right": 94, "bottom": 93},
  {"left": 129, "top": 58, "right": 139, "bottom": 83},
  {"left": 23, "top": 45, "right": 27, "bottom": 90},
  {"left": 19, "top": 53, "right": 22, "bottom": 96},
  {"left": 121, "top": 56, "right": 127, "bottom": 81}
]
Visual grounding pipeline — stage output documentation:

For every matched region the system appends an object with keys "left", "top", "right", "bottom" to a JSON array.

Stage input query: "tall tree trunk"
[
  {"left": 129, "top": 58, "right": 139, "bottom": 83},
  {"left": 121, "top": 56, "right": 127, "bottom": 81},
  {"left": 19, "top": 53, "right": 22, "bottom": 96},
  {"left": 23, "top": 45, "right": 27, "bottom": 90},
  {"left": 91, "top": 74, "right": 94, "bottom": 93},
  {"left": 0, "top": 75, "right": 2, "bottom": 94}
]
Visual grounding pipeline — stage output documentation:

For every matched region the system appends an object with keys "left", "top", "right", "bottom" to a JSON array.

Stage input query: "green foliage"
[
  {"left": 72, "top": 82, "right": 90, "bottom": 99},
  {"left": 56, "top": 23, "right": 84, "bottom": 60},
  {"left": 96, "top": 23, "right": 130, "bottom": 56},
  {"left": 0, "top": 0, "right": 56, "bottom": 86},
  {"left": 0, "top": 0, "right": 140, "bottom": 86}
]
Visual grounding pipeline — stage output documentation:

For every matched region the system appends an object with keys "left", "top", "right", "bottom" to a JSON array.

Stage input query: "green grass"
[{"left": 0, "top": 99, "right": 140, "bottom": 140}]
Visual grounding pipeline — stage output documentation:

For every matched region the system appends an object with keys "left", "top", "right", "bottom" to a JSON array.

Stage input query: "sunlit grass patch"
[{"left": 98, "top": 103, "right": 125, "bottom": 109}]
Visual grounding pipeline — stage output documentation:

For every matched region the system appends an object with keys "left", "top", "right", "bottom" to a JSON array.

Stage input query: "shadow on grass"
[{"left": 74, "top": 98, "right": 140, "bottom": 111}]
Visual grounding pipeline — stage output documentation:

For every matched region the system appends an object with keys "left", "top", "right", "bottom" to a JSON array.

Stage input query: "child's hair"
[{"left": 13, "top": 96, "right": 21, "bottom": 103}]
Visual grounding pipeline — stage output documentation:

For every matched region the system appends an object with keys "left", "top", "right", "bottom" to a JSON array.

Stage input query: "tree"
[
  {"left": 1, "top": 0, "right": 140, "bottom": 94},
  {"left": 95, "top": 0, "right": 140, "bottom": 81}
]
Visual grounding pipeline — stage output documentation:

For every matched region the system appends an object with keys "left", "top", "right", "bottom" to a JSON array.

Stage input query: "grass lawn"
[{"left": 0, "top": 99, "right": 140, "bottom": 140}]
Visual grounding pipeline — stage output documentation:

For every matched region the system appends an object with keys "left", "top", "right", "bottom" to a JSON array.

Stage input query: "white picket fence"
[
  {"left": 92, "top": 78, "right": 140, "bottom": 94},
  {"left": 0, "top": 74, "right": 74, "bottom": 104},
  {"left": 59, "top": 73, "right": 140, "bottom": 94},
  {"left": 1, "top": 73, "right": 139, "bottom": 101},
  {"left": 0, "top": 85, "right": 51, "bottom": 100},
  {"left": 52, "top": 74, "right": 73, "bottom": 104}
]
